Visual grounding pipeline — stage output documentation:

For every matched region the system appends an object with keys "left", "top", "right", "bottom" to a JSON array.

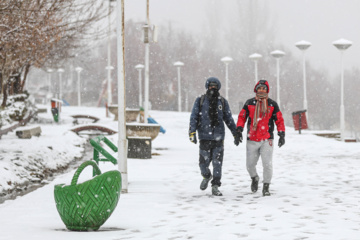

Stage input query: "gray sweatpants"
[{"left": 246, "top": 140, "right": 274, "bottom": 183}]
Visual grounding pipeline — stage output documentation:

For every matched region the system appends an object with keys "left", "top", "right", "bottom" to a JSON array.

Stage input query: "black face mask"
[
  {"left": 206, "top": 88, "right": 220, "bottom": 127},
  {"left": 206, "top": 88, "right": 219, "bottom": 97}
]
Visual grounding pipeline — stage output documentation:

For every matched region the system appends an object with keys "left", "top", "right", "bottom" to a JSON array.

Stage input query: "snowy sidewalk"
[{"left": 0, "top": 110, "right": 359, "bottom": 240}]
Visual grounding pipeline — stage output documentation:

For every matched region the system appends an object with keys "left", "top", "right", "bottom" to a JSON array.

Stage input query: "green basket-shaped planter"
[{"left": 54, "top": 161, "right": 122, "bottom": 231}]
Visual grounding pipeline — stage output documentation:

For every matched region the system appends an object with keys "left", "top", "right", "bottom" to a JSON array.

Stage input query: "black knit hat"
[{"left": 205, "top": 77, "right": 221, "bottom": 90}]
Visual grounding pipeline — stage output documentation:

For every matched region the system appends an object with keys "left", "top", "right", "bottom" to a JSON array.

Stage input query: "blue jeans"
[{"left": 199, "top": 140, "right": 224, "bottom": 186}]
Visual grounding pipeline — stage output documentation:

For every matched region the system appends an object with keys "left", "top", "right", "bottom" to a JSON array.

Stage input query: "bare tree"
[{"left": 0, "top": 0, "right": 110, "bottom": 108}]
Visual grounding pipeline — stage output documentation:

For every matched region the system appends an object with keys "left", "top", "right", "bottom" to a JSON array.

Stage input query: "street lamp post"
[
  {"left": 116, "top": 0, "right": 127, "bottom": 192},
  {"left": 174, "top": 61, "right": 184, "bottom": 112},
  {"left": 333, "top": 38, "right": 352, "bottom": 141},
  {"left": 295, "top": 40, "right": 311, "bottom": 127},
  {"left": 105, "top": 66, "right": 114, "bottom": 105},
  {"left": 47, "top": 68, "right": 53, "bottom": 93},
  {"left": 295, "top": 41, "right": 311, "bottom": 108},
  {"left": 107, "top": 0, "right": 116, "bottom": 106},
  {"left": 46, "top": 68, "right": 54, "bottom": 103},
  {"left": 143, "top": 0, "right": 150, "bottom": 122},
  {"left": 75, "top": 67, "right": 83, "bottom": 106},
  {"left": 270, "top": 50, "right": 285, "bottom": 107},
  {"left": 249, "top": 53, "right": 262, "bottom": 84},
  {"left": 220, "top": 56, "right": 233, "bottom": 100},
  {"left": 135, "top": 64, "right": 144, "bottom": 107},
  {"left": 57, "top": 68, "right": 65, "bottom": 100}
]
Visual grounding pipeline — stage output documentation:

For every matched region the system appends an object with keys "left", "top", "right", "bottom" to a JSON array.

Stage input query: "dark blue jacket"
[{"left": 189, "top": 95, "right": 237, "bottom": 141}]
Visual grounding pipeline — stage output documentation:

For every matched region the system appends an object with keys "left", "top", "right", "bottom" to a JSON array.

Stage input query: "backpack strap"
[
  {"left": 220, "top": 97, "right": 225, "bottom": 109},
  {"left": 197, "top": 95, "right": 206, "bottom": 127}
]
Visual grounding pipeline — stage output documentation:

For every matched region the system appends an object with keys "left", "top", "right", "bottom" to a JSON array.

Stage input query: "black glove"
[
  {"left": 189, "top": 132, "right": 197, "bottom": 144},
  {"left": 234, "top": 127, "right": 243, "bottom": 146},
  {"left": 278, "top": 131, "right": 285, "bottom": 148}
]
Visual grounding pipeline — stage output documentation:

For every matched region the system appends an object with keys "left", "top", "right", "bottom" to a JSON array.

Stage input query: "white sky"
[{"left": 124, "top": 0, "right": 360, "bottom": 78}]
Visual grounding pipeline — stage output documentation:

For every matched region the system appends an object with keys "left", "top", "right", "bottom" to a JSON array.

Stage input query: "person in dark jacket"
[
  {"left": 189, "top": 77, "right": 240, "bottom": 196},
  {"left": 236, "top": 80, "right": 285, "bottom": 196}
]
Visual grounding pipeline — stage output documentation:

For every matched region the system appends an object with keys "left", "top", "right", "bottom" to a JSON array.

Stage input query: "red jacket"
[{"left": 237, "top": 97, "right": 285, "bottom": 141}]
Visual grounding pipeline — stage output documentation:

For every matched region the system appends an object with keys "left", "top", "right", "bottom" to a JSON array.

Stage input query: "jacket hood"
[
  {"left": 254, "top": 80, "right": 270, "bottom": 93},
  {"left": 205, "top": 77, "right": 221, "bottom": 90}
]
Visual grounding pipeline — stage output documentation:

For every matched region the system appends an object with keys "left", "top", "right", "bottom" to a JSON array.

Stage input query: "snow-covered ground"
[
  {"left": 0, "top": 105, "right": 114, "bottom": 196},
  {"left": 0, "top": 107, "right": 359, "bottom": 240}
]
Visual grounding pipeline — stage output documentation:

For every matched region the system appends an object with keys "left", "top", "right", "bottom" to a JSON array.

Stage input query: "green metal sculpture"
[
  {"left": 90, "top": 135, "right": 118, "bottom": 165},
  {"left": 54, "top": 136, "right": 121, "bottom": 231},
  {"left": 89, "top": 135, "right": 118, "bottom": 176}
]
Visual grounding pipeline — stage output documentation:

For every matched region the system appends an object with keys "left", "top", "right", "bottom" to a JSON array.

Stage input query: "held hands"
[
  {"left": 234, "top": 127, "right": 243, "bottom": 146},
  {"left": 278, "top": 131, "right": 285, "bottom": 148},
  {"left": 189, "top": 132, "right": 197, "bottom": 144}
]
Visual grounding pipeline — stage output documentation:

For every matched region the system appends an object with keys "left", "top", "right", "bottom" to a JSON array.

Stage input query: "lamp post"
[
  {"left": 46, "top": 69, "right": 54, "bottom": 103},
  {"left": 135, "top": 64, "right": 144, "bottom": 107},
  {"left": 57, "top": 68, "right": 65, "bottom": 100},
  {"left": 295, "top": 40, "right": 311, "bottom": 127},
  {"left": 249, "top": 53, "right": 262, "bottom": 84},
  {"left": 143, "top": 0, "right": 150, "bottom": 122},
  {"left": 295, "top": 41, "right": 311, "bottom": 108},
  {"left": 174, "top": 61, "right": 184, "bottom": 112},
  {"left": 270, "top": 50, "right": 285, "bottom": 107},
  {"left": 333, "top": 38, "right": 352, "bottom": 141},
  {"left": 75, "top": 67, "right": 83, "bottom": 106},
  {"left": 46, "top": 68, "right": 53, "bottom": 93},
  {"left": 220, "top": 56, "right": 233, "bottom": 100},
  {"left": 105, "top": 66, "right": 114, "bottom": 105},
  {"left": 47, "top": 68, "right": 53, "bottom": 90},
  {"left": 116, "top": 0, "right": 127, "bottom": 192},
  {"left": 107, "top": 0, "right": 116, "bottom": 106}
]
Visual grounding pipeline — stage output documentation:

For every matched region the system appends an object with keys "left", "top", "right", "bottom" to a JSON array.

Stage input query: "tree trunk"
[
  {"left": 14, "top": 75, "right": 22, "bottom": 94},
  {"left": 20, "top": 64, "right": 30, "bottom": 93},
  {"left": 1, "top": 80, "right": 8, "bottom": 108},
  {"left": 1, "top": 55, "right": 12, "bottom": 108},
  {"left": 10, "top": 81, "right": 14, "bottom": 95},
  {"left": 1, "top": 67, "right": 11, "bottom": 108},
  {"left": 0, "top": 72, "right": 3, "bottom": 96}
]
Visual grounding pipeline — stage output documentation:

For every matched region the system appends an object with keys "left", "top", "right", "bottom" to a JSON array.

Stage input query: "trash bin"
[
  {"left": 292, "top": 110, "right": 308, "bottom": 134},
  {"left": 51, "top": 98, "right": 62, "bottom": 122}
]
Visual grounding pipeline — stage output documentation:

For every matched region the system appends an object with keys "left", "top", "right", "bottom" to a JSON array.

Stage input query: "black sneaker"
[
  {"left": 262, "top": 183, "right": 271, "bottom": 196},
  {"left": 251, "top": 176, "right": 259, "bottom": 193},
  {"left": 200, "top": 175, "right": 212, "bottom": 190},
  {"left": 212, "top": 185, "right": 222, "bottom": 196}
]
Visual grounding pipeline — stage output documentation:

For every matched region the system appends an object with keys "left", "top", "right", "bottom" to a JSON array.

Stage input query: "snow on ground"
[
  {"left": 0, "top": 107, "right": 360, "bottom": 240},
  {"left": 0, "top": 105, "right": 93, "bottom": 195}
]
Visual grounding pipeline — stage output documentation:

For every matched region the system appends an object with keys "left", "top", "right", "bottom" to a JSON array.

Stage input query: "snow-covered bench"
[
  {"left": 16, "top": 126, "right": 42, "bottom": 139},
  {"left": 70, "top": 124, "right": 117, "bottom": 135},
  {"left": 37, "top": 107, "right": 47, "bottom": 113},
  {"left": 71, "top": 115, "right": 100, "bottom": 125},
  {"left": 126, "top": 123, "right": 161, "bottom": 140},
  {"left": 0, "top": 110, "right": 36, "bottom": 139},
  {"left": 108, "top": 105, "right": 140, "bottom": 122}
]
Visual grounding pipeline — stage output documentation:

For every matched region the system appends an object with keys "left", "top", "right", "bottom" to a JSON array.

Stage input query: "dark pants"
[{"left": 199, "top": 140, "right": 224, "bottom": 187}]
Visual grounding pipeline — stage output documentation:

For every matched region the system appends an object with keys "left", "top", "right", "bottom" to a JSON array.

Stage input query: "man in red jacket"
[{"left": 236, "top": 80, "right": 285, "bottom": 196}]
